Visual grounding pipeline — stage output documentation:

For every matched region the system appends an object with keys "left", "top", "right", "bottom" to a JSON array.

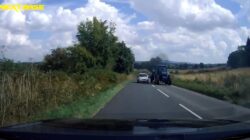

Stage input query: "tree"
[
  {"left": 179, "top": 63, "right": 188, "bottom": 69},
  {"left": 246, "top": 37, "right": 250, "bottom": 52},
  {"left": 113, "top": 42, "right": 134, "bottom": 73},
  {"left": 42, "top": 17, "right": 134, "bottom": 74},
  {"left": 41, "top": 45, "right": 96, "bottom": 73},
  {"left": 67, "top": 45, "right": 96, "bottom": 73},
  {"left": 227, "top": 50, "right": 248, "bottom": 68},
  {"left": 42, "top": 48, "right": 69, "bottom": 71},
  {"left": 193, "top": 64, "right": 199, "bottom": 69},
  {"left": 238, "top": 45, "right": 245, "bottom": 51},
  {"left": 199, "top": 62, "right": 204, "bottom": 69},
  {"left": 76, "top": 17, "right": 117, "bottom": 67},
  {"left": 246, "top": 37, "right": 250, "bottom": 66},
  {"left": 227, "top": 38, "right": 250, "bottom": 68},
  {"left": 133, "top": 56, "right": 164, "bottom": 71}
]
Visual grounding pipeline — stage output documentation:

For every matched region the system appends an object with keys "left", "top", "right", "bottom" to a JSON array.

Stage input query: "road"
[{"left": 95, "top": 82, "right": 250, "bottom": 121}]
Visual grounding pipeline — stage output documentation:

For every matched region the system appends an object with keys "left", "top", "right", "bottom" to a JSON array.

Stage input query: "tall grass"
[
  {"left": 173, "top": 68, "right": 250, "bottom": 107},
  {"left": 0, "top": 68, "right": 128, "bottom": 127}
]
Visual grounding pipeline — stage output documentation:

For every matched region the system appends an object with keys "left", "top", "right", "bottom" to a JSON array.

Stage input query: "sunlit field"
[{"left": 173, "top": 68, "right": 250, "bottom": 107}]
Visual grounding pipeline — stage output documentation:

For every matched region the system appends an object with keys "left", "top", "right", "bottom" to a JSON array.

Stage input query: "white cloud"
[
  {"left": 27, "top": 12, "right": 52, "bottom": 30},
  {"left": 48, "top": 31, "right": 75, "bottom": 47},
  {"left": 51, "top": 7, "right": 78, "bottom": 32},
  {"left": 137, "top": 21, "right": 155, "bottom": 30},
  {"left": 129, "top": 0, "right": 236, "bottom": 31},
  {"left": 0, "top": 26, "right": 45, "bottom": 61},
  {"left": 0, "top": 27, "right": 29, "bottom": 46},
  {"left": 4, "top": 44, "right": 45, "bottom": 62},
  {"left": 129, "top": 24, "right": 250, "bottom": 63},
  {"left": 0, "top": 11, "right": 26, "bottom": 33},
  {"left": 0, "top": 0, "right": 249, "bottom": 63},
  {"left": 122, "top": 0, "right": 250, "bottom": 63},
  {"left": 72, "top": 0, "right": 137, "bottom": 43}
]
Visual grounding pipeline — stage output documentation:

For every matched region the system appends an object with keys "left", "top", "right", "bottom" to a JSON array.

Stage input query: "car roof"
[
  {"left": 156, "top": 65, "right": 167, "bottom": 67},
  {"left": 139, "top": 73, "right": 148, "bottom": 75}
]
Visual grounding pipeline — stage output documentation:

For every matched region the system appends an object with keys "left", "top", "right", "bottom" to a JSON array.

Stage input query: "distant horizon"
[
  {"left": 6, "top": 59, "right": 226, "bottom": 65},
  {"left": 134, "top": 60, "right": 226, "bottom": 65}
]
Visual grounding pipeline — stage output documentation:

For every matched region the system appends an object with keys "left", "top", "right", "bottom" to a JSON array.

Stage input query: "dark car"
[{"left": 151, "top": 65, "right": 171, "bottom": 85}]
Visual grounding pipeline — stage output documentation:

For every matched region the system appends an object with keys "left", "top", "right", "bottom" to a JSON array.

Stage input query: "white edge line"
[
  {"left": 179, "top": 104, "right": 203, "bottom": 119},
  {"left": 152, "top": 85, "right": 155, "bottom": 88},
  {"left": 157, "top": 89, "right": 170, "bottom": 98}
]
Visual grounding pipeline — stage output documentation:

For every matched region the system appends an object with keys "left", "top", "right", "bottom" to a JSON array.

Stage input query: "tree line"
[
  {"left": 227, "top": 38, "right": 250, "bottom": 68},
  {"left": 134, "top": 56, "right": 224, "bottom": 70},
  {"left": 134, "top": 57, "right": 162, "bottom": 71},
  {"left": 41, "top": 17, "right": 134, "bottom": 74}
]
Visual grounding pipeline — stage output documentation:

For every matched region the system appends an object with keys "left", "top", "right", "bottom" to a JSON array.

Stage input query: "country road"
[{"left": 95, "top": 82, "right": 250, "bottom": 121}]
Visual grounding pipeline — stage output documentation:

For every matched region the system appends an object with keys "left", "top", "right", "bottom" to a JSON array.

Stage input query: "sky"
[{"left": 0, "top": 0, "right": 250, "bottom": 63}]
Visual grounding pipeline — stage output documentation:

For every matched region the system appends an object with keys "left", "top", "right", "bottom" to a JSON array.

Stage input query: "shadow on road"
[
  {"left": 131, "top": 81, "right": 172, "bottom": 86},
  {"left": 131, "top": 81, "right": 151, "bottom": 84}
]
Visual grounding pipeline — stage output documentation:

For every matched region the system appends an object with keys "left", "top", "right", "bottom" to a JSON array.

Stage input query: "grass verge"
[
  {"left": 0, "top": 69, "right": 134, "bottom": 127},
  {"left": 172, "top": 68, "right": 250, "bottom": 107},
  {"left": 36, "top": 80, "right": 130, "bottom": 120},
  {"left": 173, "top": 79, "right": 229, "bottom": 100}
]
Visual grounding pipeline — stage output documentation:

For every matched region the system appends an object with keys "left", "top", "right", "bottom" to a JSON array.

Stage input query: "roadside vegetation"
[
  {"left": 173, "top": 68, "right": 250, "bottom": 107},
  {"left": 172, "top": 39, "right": 250, "bottom": 107},
  {"left": 0, "top": 17, "right": 134, "bottom": 127}
]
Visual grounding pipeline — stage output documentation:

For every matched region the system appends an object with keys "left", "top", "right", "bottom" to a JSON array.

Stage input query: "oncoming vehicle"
[
  {"left": 151, "top": 65, "right": 171, "bottom": 85},
  {"left": 137, "top": 73, "right": 150, "bottom": 83}
]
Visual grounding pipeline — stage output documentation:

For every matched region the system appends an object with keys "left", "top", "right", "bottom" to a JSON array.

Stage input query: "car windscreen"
[
  {"left": 139, "top": 74, "right": 148, "bottom": 77},
  {"left": 158, "top": 67, "right": 167, "bottom": 72}
]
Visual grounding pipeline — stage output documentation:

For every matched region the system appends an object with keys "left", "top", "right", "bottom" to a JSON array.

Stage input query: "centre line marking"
[
  {"left": 152, "top": 85, "right": 156, "bottom": 88},
  {"left": 179, "top": 104, "right": 203, "bottom": 119},
  {"left": 157, "top": 89, "right": 170, "bottom": 98}
]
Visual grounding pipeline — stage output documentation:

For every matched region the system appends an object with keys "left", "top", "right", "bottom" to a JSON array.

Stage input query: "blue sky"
[
  {"left": 0, "top": 0, "right": 249, "bottom": 63},
  {"left": 215, "top": 0, "right": 240, "bottom": 14},
  {"left": 215, "top": 0, "right": 249, "bottom": 27}
]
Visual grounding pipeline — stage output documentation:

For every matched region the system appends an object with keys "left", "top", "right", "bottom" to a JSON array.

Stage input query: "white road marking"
[
  {"left": 179, "top": 104, "right": 203, "bottom": 119},
  {"left": 157, "top": 89, "right": 170, "bottom": 98},
  {"left": 152, "top": 85, "right": 156, "bottom": 88}
]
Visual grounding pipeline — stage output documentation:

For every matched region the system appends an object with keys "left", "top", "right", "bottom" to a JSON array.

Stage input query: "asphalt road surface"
[{"left": 95, "top": 82, "right": 250, "bottom": 121}]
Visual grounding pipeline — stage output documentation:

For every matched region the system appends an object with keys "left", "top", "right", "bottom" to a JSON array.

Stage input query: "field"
[
  {"left": 0, "top": 68, "right": 133, "bottom": 127},
  {"left": 172, "top": 68, "right": 250, "bottom": 107}
]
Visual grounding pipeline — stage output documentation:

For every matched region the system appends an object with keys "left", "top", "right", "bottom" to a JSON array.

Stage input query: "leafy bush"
[{"left": 113, "top": 42, "right": 134, "bottom": 73}]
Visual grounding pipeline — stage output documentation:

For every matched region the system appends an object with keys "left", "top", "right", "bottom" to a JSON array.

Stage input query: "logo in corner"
[{"left": 0, "top": 4, "right": 44, "bottom": 12}]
